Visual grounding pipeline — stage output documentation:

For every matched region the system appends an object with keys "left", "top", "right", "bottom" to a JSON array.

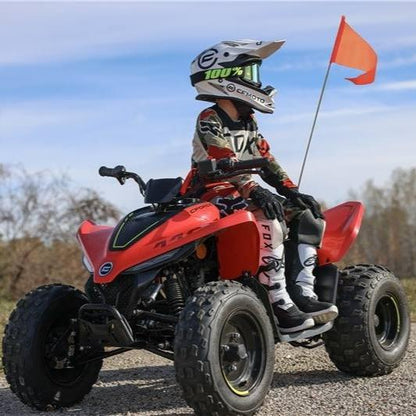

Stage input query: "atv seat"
[{"left": 145, "top": 178, "right": 183, "bottom": 204}]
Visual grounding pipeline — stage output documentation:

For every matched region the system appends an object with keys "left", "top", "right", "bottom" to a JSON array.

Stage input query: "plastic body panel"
[
  {"left": 318, "top": 201, "right": 365, "bottom": 265},
  {"left": 217, "top": 220, "right": 260, "bottom": 279},
  {"left": 109, "top": 206, "right": 179, "bottom": 250},
  {"left": 78, "top": 198, "right": 364, "bottom": 284},
  {"left": 78, "top": 202, "right": 260, "bottom": 283}
]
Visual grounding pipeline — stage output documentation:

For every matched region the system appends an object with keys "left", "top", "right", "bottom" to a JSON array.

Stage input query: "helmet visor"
[{"left": 242, "top": 63, "right": 261, "bottom": 86}]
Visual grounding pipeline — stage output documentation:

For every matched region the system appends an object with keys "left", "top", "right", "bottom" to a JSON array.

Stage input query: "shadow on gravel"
[
  {"left": 0, "top": 365, "right": 192, "bottom": 416},
  {"left": 88, "top": 365, "right": 191, "bottom": 415},
  {"left": 272, "top": 369, "right": 354, "bottom": 388},
  {"left": 99, "top": 364, "right": 175, "bottom": 382}
]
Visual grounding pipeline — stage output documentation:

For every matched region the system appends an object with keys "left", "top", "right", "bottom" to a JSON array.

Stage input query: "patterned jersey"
[{"left": 192, "top": 104, "right": 297, "bottom": 198}]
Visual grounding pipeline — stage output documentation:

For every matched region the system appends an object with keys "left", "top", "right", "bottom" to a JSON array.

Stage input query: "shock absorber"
[{"left": 164, "top": 274, "right": 185, "bottom": 316}]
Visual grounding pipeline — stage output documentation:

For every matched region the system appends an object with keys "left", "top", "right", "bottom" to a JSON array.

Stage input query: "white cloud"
[
  {"left": 266, "top": 59, "right": 327, "bottom": 72},
  {"left": 382, "top": 54, "right": 416, "bottom": 68},
  {"left": 275, "top": 105, "right": 392, "bottom": 125},
  {"left": 288, "top": 105, "right": 416, "bottom": 203},
  {"left": 376, "top": 80, "right": 416, "bottom": 91},
  {"left": 0, "top": 107, "right": 95, "bottom": 135},
  {"left": 0, "top": 2, "right": 415, "bottom": 64}
]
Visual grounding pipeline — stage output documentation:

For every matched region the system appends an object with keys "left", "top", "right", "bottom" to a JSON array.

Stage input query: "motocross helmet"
[{"left": 190, "top": 40, "right": 285, "bottom": 114}]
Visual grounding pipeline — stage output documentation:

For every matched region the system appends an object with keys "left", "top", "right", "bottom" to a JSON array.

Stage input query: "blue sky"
[{"left": 1, "top": 1, "right": 415, "bottom": 212}]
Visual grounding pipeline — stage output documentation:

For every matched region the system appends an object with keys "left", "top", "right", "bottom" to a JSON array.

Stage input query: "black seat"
[{"left": 144, "top": 178, "right": 183, "bottom": 204}]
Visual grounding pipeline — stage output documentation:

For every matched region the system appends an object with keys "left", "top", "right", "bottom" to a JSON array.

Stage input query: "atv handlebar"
[
  {"left": 99, "top": 165, "right": 126, "bottom": 181},
  {"left": 99, "top": 157, "right": 269, "bottom": 199},
  {"left": 197, "top": 157, "right": 269, "bottom": 180},
  {"left": 217, "top": 158, "right": 269, "bottom": 171},
  {"left": 99, "top": 165, "right": 147, "bottom": 195}
]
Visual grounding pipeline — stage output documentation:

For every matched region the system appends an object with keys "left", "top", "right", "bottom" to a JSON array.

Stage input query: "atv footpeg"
[{"left": 78, "top": 304, "right": 134, "bottom": 347}]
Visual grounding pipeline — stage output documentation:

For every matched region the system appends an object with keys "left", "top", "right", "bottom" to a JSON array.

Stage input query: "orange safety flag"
[{"left": 330, "top": 16, "right": 377, "bottom": 85}]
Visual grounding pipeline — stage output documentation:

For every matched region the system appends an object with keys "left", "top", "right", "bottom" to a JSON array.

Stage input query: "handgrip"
[
  {"left": 233, "top": 158, "right": 269, "bottom": 170},
  {"left": 98, "top": 165, "right": 126, "bottom": 177},
  {"left": 216, "top": 157, "right": 269, "bottom": 171}
]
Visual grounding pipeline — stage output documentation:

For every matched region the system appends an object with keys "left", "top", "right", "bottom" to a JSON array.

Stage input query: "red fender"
[
  {"left": 318, "top": 201, "right": 365, "bottom": 265},
  {"left": 217, "top": 216, "right": 260, "bottom": 279}
]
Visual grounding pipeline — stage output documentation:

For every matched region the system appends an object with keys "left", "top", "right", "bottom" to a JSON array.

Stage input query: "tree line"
[
  {"left": 0, "top": 163, "right": 414, "bottom": 299},
  {"left": 343, "top": 167, "right": 416, "bottom": 277},
  {"left": 0, "top": 164, "right": 119, "bottom": 297}
]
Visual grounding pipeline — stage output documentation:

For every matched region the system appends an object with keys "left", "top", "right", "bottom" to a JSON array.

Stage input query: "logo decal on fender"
[{"left": 99, "top": 262, "right": 113, "bottom": 276}]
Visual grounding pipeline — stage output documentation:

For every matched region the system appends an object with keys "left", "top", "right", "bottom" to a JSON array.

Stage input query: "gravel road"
[{"left": 1, "top": 323, "right": 415, "bottom": 416}]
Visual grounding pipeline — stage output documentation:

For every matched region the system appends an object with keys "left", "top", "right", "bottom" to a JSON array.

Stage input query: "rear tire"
[
  {"left": 323, "top": 264, "right": 410, "bottom": 376},
  {"left": 2, "top": 284, "right": 103, "bottom": 410},
  {"left": 174, "top": 281, "right": 275, "bottom": 416}
]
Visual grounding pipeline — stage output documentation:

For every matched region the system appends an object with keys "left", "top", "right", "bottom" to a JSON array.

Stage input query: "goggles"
[{"left": 241, "top": 63, "right": 261, "bottom": 86}]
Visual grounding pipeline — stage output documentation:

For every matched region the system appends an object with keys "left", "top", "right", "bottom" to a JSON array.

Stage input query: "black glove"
[
  {"left": 286, "top": 189, "right": 324, "bottom": 219},
  {"left": 249, "top": 186, "right": 284, "bottom": 221}
]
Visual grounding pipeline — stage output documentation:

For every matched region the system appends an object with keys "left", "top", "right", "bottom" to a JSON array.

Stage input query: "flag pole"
[
  {"left": 297, "top": 16, "right": 345, "bottom": 188},
  {"left": 298, "top": 60, "right": 332, "bottom": 187}
]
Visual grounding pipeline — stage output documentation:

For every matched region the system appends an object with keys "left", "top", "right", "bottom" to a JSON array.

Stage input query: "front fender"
[{"left": 216, "top": 211, "right": 260, "bottom": 279}]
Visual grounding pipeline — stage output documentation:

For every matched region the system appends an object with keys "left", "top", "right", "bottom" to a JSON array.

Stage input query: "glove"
[
  {"left": 249, "top": 186, "right": 284, "bottom": 221},
  {"left": 286, "top": 189, "right": 324, "bottom": 219}
]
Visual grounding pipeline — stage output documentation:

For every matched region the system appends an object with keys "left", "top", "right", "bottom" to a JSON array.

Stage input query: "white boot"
[
  {"left": 286, "top": 243, "right": 338, "bottom": 324},
  {"left": 255, "top": 212, "right": 314, "bottom": 333}
]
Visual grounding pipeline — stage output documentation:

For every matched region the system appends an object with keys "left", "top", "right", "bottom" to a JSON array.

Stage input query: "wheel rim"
[
  {"left": 374, "top": 294, "right": 401, "bottom": 350},
  {"left": 219, "top": 310, "right": 266, "bottom": 396},
  {"left": 43, "top": 316, "right": 86, "bottom": 385}
]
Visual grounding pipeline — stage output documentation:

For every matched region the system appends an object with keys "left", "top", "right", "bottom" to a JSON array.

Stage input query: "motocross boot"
[
  {"left": 258, "top": 242, "right": 314, "bottom": 334},
  {"left": 271, "top": 301, "right": 315, "bottom": 333},
  {"left": 285, "top": 242, "right": 338, "bottom": 324}
]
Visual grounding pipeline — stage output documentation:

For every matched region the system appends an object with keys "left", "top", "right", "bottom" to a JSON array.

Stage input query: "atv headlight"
[{"left": 82, "top": 255, "right": 94, "bottom": 273}]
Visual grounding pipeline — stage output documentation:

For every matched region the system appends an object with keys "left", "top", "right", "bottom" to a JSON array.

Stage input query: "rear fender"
[{"left": 318, "top": 201, "right": 365, "bottom": 265}]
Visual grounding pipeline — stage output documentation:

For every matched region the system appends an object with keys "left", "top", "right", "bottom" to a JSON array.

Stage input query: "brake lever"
[{"left": 117, "top": 176, "right": 126, "bottom": 185}]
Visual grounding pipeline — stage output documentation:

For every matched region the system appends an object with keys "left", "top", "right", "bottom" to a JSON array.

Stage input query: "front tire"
[
  {"left": 2, "top": 284, "right": 103, "bottom": 410},
  {"left": 174, "top": 281, "right": 275, "bottom": 416},
  {"left": 323, "top": 264, "right": 410, "bottom": 376}
]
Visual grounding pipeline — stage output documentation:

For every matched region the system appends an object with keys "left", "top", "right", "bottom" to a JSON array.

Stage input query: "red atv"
[{"left": 2, "top": 158, "right": 411, "bottom": 415}]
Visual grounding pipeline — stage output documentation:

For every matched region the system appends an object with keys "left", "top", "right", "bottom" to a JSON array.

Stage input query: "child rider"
[{"left": 189, "top": 40, "right": 338, "bottom": 333}]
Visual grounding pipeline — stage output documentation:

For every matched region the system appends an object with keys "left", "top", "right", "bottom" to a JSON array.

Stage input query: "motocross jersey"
[{"left": 192, "top": 104, "right": 297, "bottom": 198}]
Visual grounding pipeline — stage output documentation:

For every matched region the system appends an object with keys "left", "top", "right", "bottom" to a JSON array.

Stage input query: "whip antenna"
[{"left": 297, "top": 61, "right": 332, "bottom": 187}]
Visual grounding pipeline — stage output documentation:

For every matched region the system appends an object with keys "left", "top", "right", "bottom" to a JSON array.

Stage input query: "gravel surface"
[{"left": 1, "top": 323, "right": 415, "bottom": 416}]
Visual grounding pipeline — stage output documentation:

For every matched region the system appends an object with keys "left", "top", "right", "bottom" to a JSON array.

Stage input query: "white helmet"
[{"left": 190, "top": 40, "right": 285, "bottom": 114}]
